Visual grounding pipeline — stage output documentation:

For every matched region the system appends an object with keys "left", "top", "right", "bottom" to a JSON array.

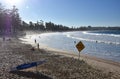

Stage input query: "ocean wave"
[
  {"left": 83, "top": 31, "right": 120, "bottom": 37},
  {"left": 65, "top": 34, "right": 120, "bottom": 45}
]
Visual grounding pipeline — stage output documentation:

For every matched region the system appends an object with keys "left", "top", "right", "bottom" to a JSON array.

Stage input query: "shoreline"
[
  {"left": 32, "top": 42, "right": 120, "bottom": 73},
  {"left": 20, "top": 31, "right": 120, "bottom": 66},
  {"left": 20, "top": 33, "right": 120, "bottom": 74},
  {"left": 21, "top": 30, "right": 120, "bottom": 67},
  {"left": 20, "top": 37, "right": 120, "bottom": 78},
  {"left": 0, "top": 36, "right": 120, "bottom": 79},
  {"left": 22, "top": 30, "right": 120, "bottom": 63}
]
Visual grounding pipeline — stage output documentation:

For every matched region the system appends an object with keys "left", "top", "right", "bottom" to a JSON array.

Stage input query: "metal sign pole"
[
  {"left": 78, "top": 51, "right": 80, "bottom": 60},
  {"left": 76, "top": 41, "right": 85, "bottom": 60}
]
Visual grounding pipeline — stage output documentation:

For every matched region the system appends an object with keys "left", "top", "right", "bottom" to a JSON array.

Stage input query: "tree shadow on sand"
[{"left": 10, "top": 71, "right": 52, "bottom": 79}]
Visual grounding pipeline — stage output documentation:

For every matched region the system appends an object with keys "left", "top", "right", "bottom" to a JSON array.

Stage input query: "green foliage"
[
  {"left": 21, "top": 21, "right": 71, "bottom": 31},
  {"left": 0, "top": 4, "right": 21, "bottom": 36}
]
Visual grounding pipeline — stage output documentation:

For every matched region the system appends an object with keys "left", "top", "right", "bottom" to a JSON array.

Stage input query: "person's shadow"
[{"left": 10, "top": 71, "right": 52, "bottom": 79}]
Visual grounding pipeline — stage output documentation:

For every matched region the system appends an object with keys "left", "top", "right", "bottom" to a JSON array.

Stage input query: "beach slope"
[{"left": 0, "top": 37, "right": 120, "bottom": 79}]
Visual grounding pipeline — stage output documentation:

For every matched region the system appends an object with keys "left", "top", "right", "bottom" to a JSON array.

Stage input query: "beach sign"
[
  {"left": 76, "top": 41, "right": 85, "bottom": 59},
  {"left": 76, "top": 41, "right": 85, "bottom": 52},
  {"left": 11, "top": 60, "right": 46, "bottom": 71}
]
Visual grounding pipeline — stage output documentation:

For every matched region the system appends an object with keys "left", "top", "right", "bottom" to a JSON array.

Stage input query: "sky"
[{"left": 0, "top": 0, "right": 120, "bottom": 27}]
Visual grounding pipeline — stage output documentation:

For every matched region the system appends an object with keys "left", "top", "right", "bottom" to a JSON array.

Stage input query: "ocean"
[{"left": 21, "top": 30, "right": 120, "bottom": 62}]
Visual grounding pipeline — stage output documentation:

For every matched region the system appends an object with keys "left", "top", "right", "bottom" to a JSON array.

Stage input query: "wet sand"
[{"left": 0, "top": 36, "right": 120, "bottom": 79}]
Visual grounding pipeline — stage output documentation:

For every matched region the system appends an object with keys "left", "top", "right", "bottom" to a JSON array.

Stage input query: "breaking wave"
[
  {"left": 83, "top": 31, "right": 120, "bottom": 37},
  {"left": 65, "top": 33, "right": 120, "bottom": 45}
]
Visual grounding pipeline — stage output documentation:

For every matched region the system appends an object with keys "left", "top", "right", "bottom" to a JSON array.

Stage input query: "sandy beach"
[
  {"left": 0, "top": 0, "right": 120, "bottom": 78},
  {"left": 0, "top": 34, "right": 120, "bottom": 79}
]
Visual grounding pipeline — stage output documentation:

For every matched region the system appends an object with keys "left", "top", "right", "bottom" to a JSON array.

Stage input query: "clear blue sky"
[{"left": 0, "top": 0, "right": 120, "bottom": 27}]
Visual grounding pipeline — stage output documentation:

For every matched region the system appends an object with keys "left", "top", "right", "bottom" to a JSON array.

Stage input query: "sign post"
[
  {"left": 78, "top": 51, "right": 81, "bottom": 60},
  {"left": 76, "top": 41, "right": 85, "bottom": 60}
]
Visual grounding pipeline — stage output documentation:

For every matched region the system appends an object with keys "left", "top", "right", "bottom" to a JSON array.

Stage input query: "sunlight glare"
[{"left": 5, "top": 0, "right": 23, "bottom": 6}]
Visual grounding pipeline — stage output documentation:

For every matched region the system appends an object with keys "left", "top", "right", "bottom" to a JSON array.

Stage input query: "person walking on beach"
[
  {"left": 35, "top": 39, "right": 36, "bottom": 43},
  {"left": 3, "top": 37, "right": 5, "bottom": 41},
  {"left": 37, "top": 43, "right": 39, "bottom": 50},
  {"left": 74, "top": 41, "right": 76, "bottom": 44}
]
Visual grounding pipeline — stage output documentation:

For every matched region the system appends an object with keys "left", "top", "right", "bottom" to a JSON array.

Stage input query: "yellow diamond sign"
[{"left": 76, "top": 41, "right": 85, "bottom": 52}]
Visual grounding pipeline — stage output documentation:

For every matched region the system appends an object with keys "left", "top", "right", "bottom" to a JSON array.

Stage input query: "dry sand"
[
  {"left": 0, "top": 36, "right": 120, "bottom": 79},
  {"left": 38, "top": 45, "right": 120, "bottom": 78}
]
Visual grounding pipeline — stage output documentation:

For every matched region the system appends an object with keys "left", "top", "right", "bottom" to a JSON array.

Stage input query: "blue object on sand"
[{"left": 11, "top": 60, "right": 46, "bottom": 71}]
